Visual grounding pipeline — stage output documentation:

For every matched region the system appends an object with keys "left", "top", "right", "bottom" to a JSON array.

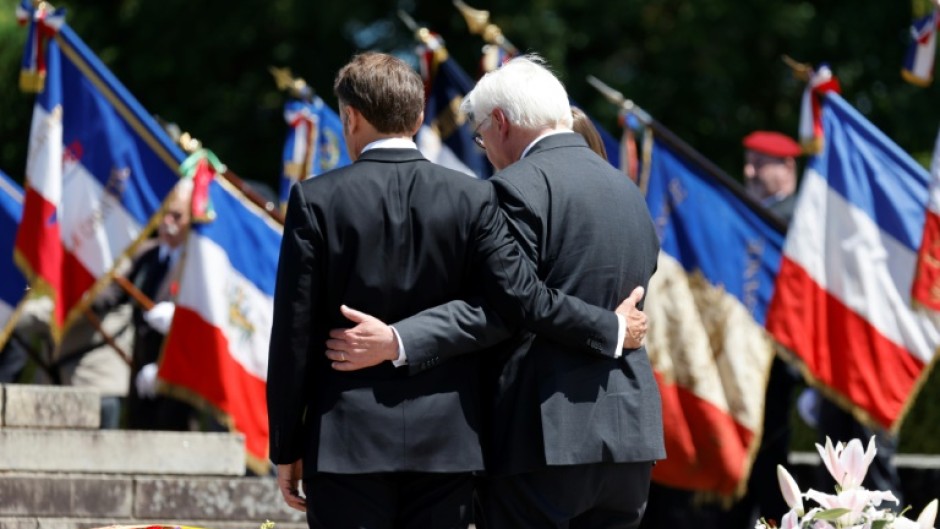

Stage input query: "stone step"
[
  {"left": 0, "top": 430, "right": 245, "bottom": 475},
  {"left": 1, "top": 384, "right": 100, "bottom": 430},
  {"left": 0, "top": 473, "right": 305, "bottom": 526}
]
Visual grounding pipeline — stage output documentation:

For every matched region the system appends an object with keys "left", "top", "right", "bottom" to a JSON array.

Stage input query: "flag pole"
[
  {"left": 586, "top": 75, "right": 789, "bottom": 235},
  {"left": 80, "top": 307, "right": 132, "bottom": 366}
]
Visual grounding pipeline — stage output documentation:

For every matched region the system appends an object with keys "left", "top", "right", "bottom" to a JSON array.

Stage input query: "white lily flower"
[
  {"left": 838, "top": 437, "right": 876, "bottom": 489},
  {"left": 816, "top": 437, "right": 844, "bottom": 487},
  {"left": 777, "top": 465, "right": 804, "bottom": 515},
  {"left": 779, "top": 509, "right": 800, "bottom": 529},
  {"left": 791, "top": 438, "right": 935, "bottom": 529},
  {"left": 814, "top": 435, "right": 876, "bottom": 489},
  {"left": 917, "top": 499, "right": 938, "bottom": 529}
]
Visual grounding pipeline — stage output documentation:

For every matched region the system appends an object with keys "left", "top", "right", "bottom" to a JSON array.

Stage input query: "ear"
[
  {"left": 345, "top": 106, "right": 361, "bottom": 135},
  {"left": 411, "top": 110, "right": 425, "bottom": 136},
  {"left": 492, "top": 108, "right": 506, "bottom": 138}
]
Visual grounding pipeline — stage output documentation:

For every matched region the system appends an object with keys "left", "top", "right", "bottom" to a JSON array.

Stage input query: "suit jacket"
[
  {"left": 267, "top": 147, "right": 622, "bottom": 475},
  {"left": 395, "top": 134, "right": 666, "bottom": 475}
]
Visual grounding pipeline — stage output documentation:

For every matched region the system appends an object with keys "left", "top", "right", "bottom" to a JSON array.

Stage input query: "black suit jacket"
[
  {"left": 267, "top": 147, "right": 622, "bottom": 474},
  {"left": 395, "top": 134, "right": 666, "bottom": 475}
]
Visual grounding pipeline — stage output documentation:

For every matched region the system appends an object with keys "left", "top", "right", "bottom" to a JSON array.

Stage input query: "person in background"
[
  {"left": 742, "top": 130, "right": 800, "bottom": 221},
  {"left": 56, "top": 298, "right": 134, "bottom": 429},
  {"left": 571, "top": 106, "right": 608, "bottom": 160},
  {"left": 94, "top": 180, "right": 197, "bottom": 431}
]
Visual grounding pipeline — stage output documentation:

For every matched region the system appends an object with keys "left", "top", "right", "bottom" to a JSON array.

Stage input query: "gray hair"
[{"left": 460, "top": 55, "right": 573, "bottom": 130}]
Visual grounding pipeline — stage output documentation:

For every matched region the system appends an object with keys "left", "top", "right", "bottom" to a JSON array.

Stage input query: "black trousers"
[
  {"left": 476, "top": 461, "right": 653, "bottom": 529},
  {"left": 304, "top": 471, "right": 474, "bottom": 529}
]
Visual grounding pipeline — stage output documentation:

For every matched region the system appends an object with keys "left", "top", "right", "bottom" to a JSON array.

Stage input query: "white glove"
[
  {"left": 143, "top": 301, "right": 176, "bottom": 334},
  {"left": 797, "top": 388, "right": 821, "bottom": 429},
  {"left": 135, "top": 362, "right": 159, "bottom": 399}
]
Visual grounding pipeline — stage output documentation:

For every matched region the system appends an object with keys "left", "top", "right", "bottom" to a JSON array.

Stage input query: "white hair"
[{"left": 460, "top": 54, "right": 573, "bottom": 130}]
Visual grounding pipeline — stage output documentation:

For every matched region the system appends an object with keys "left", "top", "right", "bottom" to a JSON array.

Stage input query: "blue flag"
[
  {"left": 642, "top": 128, "right": 784, "bottom": 495},
  {"left": 278, "top": 96, "right": 351, "bottom": 207},
  {"left": 0, "top": 169, "right": 27, "bottom": 349}
]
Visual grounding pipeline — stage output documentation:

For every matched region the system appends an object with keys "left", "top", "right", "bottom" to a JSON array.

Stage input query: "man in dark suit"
[
  {"left": 267, "top": 52, "right": 648, "bottom": 529},
  {"left": 328, "top": 56, "right": 664, "bottom": 529}
]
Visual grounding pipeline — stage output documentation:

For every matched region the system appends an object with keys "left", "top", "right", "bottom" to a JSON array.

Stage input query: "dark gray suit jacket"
[
  {"left": 267, "top": 147, "right": 622, "bottom": 475},
  {"left": 395, "top": 134, "right": 666, "bottom": 475}
]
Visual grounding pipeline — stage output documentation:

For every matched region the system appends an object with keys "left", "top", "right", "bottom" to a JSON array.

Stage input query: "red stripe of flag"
[
  {"left": 652, "top": 372, "right": 753, "bottom": 495},
  {"left": 912, "top": 209, "right": 940, "bottom": 311},
  {"left": 159, "top": 306, "right": 269, "bottom": 465},
  {"left": 767, "top": 257, "right": 924, "bottom": 428},
  {"left": 15, "top": 186, "right": 64, "bottom": 322}
]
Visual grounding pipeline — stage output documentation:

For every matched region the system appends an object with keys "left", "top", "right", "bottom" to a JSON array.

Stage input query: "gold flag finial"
[
  {"left": 269, "top": 66, "right": 312, "bottom": 100},
  {"left": 454, "top": 0, "right": 491, "bottom": 35},
  {"left": 782, "top": 55, "right": 813, "bottom": 82},
  {"left": 269, "top": 66, "right": 295, "bottom": 92},
  {"left": 454, "top": 0, "right": 519, "bottom": 56}
]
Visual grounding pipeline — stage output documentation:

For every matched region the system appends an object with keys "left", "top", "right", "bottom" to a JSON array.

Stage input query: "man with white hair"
[
  {"left": 457, "top": 55, "right": 664, "bottom": 529},
  {"left": 93, "top": 180, "right": 195, "bottom": 430},
  {"left": 331, "top": 56, "right": 664, "bottom": 528}
]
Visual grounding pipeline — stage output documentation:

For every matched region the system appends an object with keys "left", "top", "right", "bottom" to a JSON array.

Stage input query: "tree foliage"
[{"left": 1, "top": 0, "right": 938, "bottom": 184}]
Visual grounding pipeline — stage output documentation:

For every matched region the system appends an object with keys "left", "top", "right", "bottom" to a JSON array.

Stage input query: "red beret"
[{"left": 742, "top": 131, "right": 802, "bottom": 158}]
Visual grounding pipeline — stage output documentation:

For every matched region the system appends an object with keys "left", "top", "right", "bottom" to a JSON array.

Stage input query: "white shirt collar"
[
  {"left": 362, "top": 137, "right": 418, "bottom": 153},
  {"left": 519, "top": 130, "right": 571, "bottom": 160},
  {"left": 158, "top": 243, "right": 182, "bottom": 268}
]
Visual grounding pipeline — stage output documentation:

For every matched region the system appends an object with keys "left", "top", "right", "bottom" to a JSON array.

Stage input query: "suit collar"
[
  {"left": 522, "top": 132, "right": 589, "bottom": 158},
  {"left": 356, "top": 147, "right": 427, "bottom": 164}
]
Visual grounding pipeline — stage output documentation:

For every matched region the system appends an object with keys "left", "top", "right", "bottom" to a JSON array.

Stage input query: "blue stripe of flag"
[
  {"left": 0, "top": 169, "right": 26, "bottom": 308},
  {"left": 645, "top": 138, "right": 784, "bottom": 325},
  {"left": 196, "top": 181, "right": 281, "bottom": 297},
  {"left": 39, "top": 26, "right": 183, "bottom": 226},
  {"left": 812, "top": 93, "right": 930, "bottom": 252}
]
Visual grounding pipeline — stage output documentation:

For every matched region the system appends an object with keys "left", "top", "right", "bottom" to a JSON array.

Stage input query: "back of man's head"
[
  {"left": 460, "top": 55, "right": 572, "bottom": 131},
  {"left": 333, "top": 52, "right": 425, "bottom": 134}
]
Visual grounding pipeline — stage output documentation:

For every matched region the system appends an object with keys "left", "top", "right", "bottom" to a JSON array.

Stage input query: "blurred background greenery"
[{"left": 1, "top": 0, "right": 938, "bottom": 451}]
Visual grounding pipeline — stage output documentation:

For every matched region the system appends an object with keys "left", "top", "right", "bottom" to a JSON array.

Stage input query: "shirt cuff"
[
  {"left": 614, "top": 313, "right": 626, "bottom": 358},
  {"left": 391, "top": 326, "right": 408, "bottom": 367}
]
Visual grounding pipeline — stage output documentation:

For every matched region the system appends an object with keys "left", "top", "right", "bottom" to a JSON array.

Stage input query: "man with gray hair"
[{"left": 329, "top": 55, "right": 664, "bottom": 528}]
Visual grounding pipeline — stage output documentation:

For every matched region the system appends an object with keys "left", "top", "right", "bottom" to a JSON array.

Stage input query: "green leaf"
[{"left": 811, "top": 508, "right": 852, "bottom": 521}]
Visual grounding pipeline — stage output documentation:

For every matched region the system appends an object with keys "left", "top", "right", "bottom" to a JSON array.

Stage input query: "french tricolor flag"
[
  {"left": 767, "top": 92, "right": 940, "bottom": 431},
  {"left": 643, "top": 126, "right": 785, "bottom": 496},
  {"left": 14, "top": 20, "right": 182, "bottom": 338},
  {"left": 1, "top": 169, "right": 27, "bottom": 349},
  {"left": 159, "top": 177, "right": 282, "bottom": 473},
  {"left": 902, "top": 9, "right": 939, "bottom": 87}
]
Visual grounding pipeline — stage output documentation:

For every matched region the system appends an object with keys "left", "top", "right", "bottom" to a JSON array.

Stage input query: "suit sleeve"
[
  {"left": 267, "top": 185, "right": 321, "bottom": 464},
  {"left": 395, "top": 184, "right": 620, "bottom": 374}
]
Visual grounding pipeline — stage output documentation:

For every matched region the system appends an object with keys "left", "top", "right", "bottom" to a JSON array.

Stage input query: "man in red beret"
[{"left": 742, "top": 130, "right": 802, "bottom": 223}]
